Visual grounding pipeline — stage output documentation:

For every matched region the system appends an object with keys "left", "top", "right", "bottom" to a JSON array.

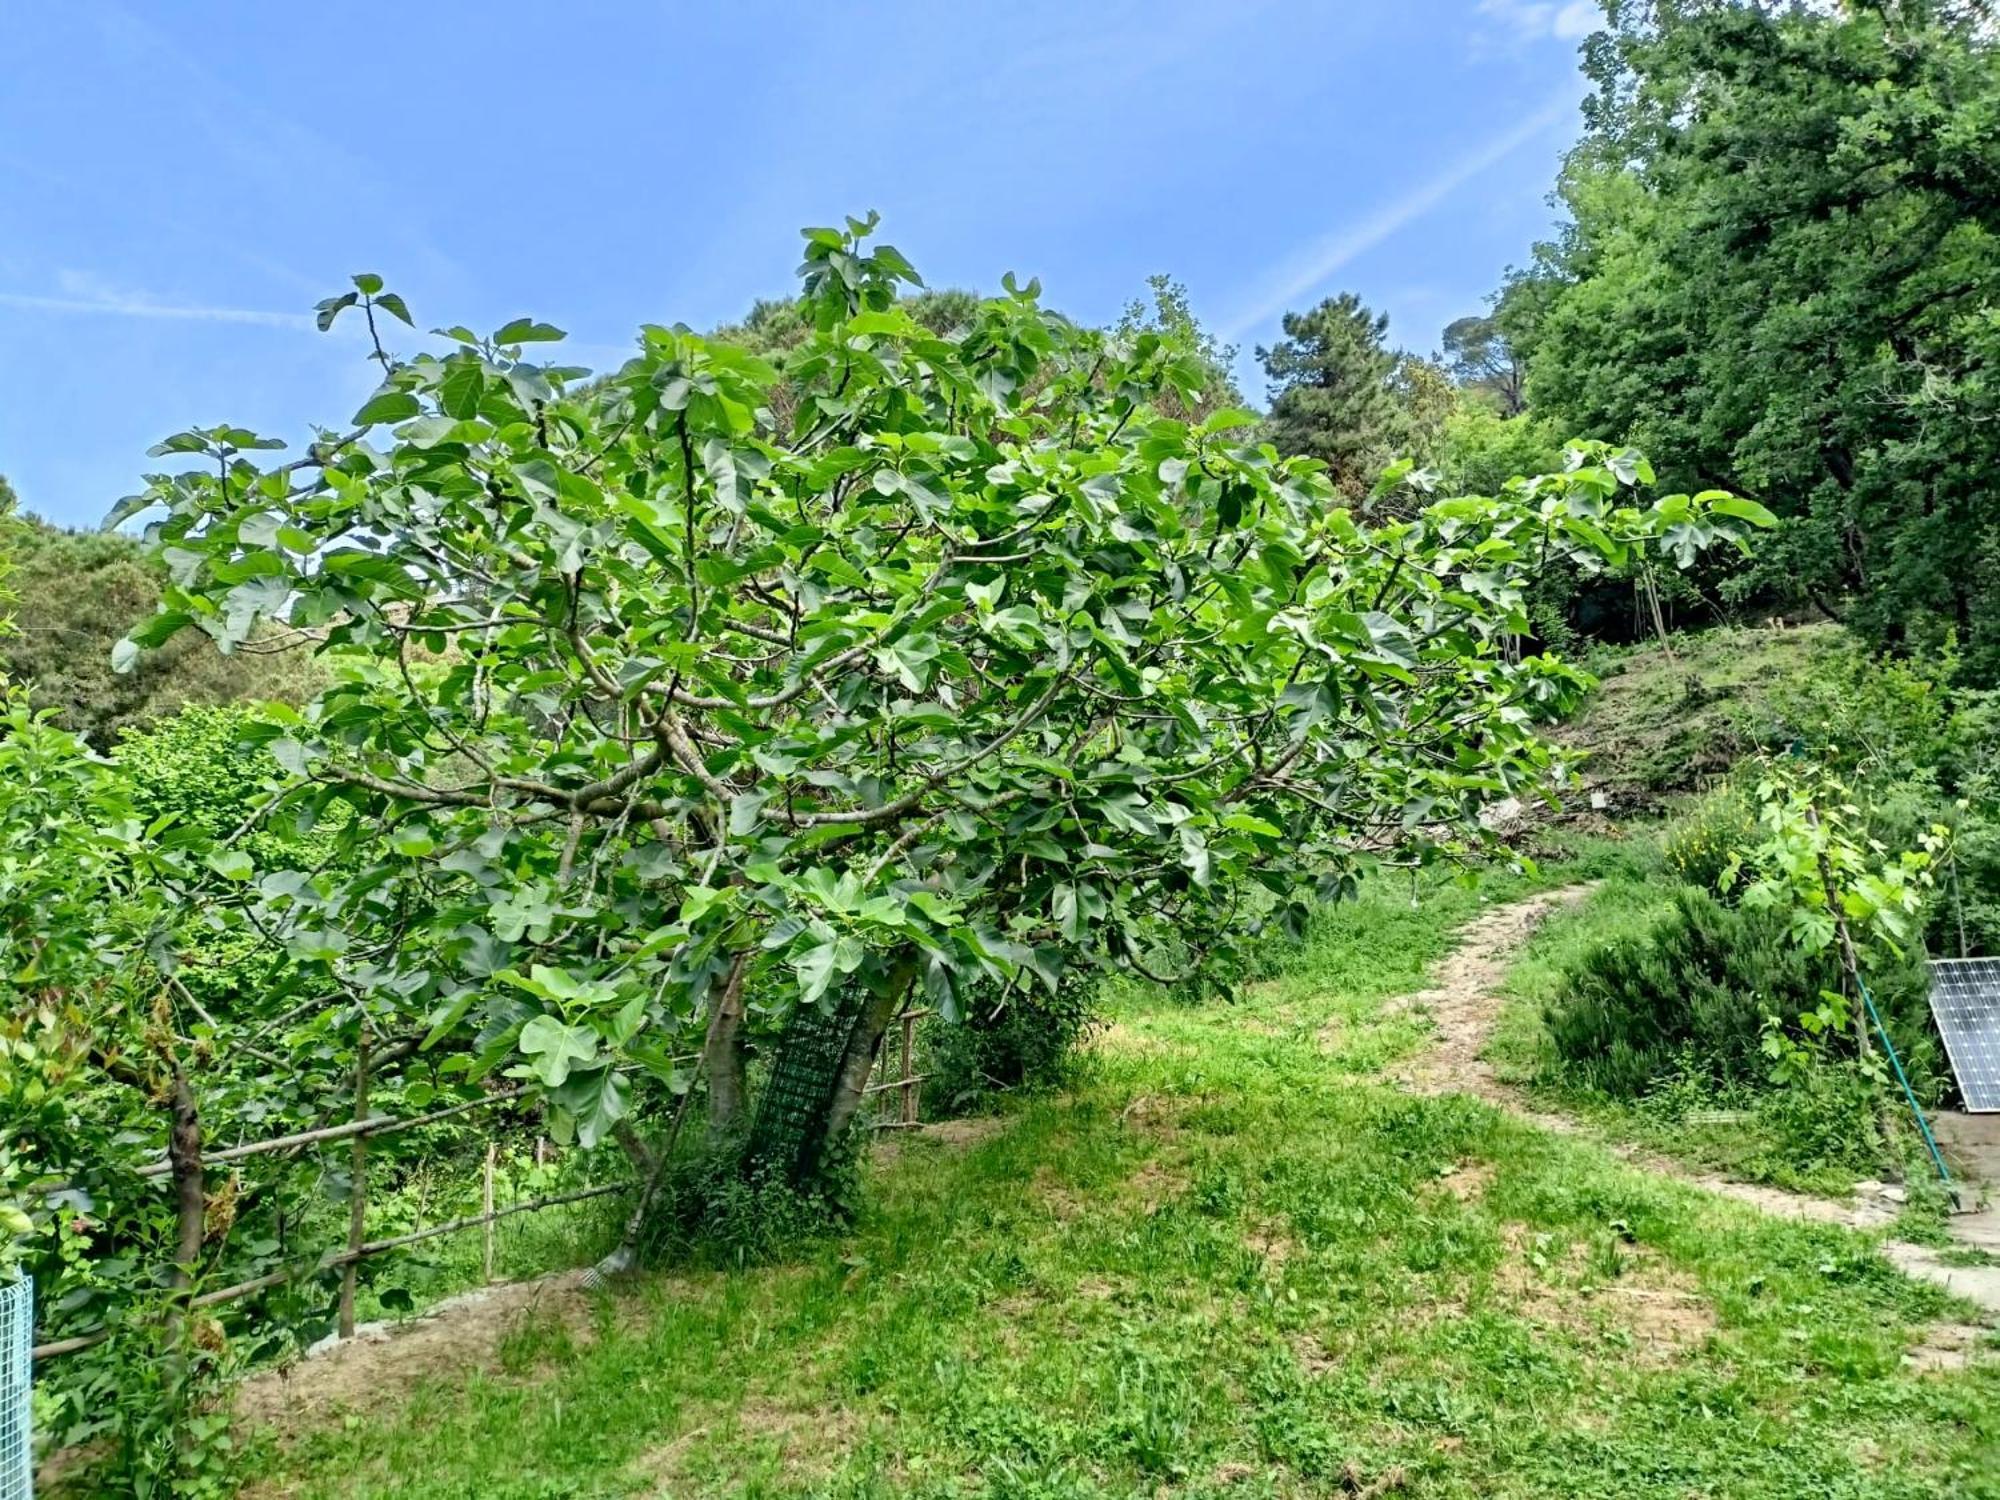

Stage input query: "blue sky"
[{"left": 0, "top": 0, "right": 1595, "bottom": 528}]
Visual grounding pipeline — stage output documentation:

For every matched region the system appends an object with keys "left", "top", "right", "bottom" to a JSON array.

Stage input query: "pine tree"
[
  {"left": 1257, "top": 293, "right": 1404, "bottom": 498},
  {"left": 1440, "top": 313, "right": 1525, "bottom": 415}
]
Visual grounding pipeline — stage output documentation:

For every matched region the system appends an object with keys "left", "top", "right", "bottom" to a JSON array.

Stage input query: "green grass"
[
  {"left": 241, "top": 865, "right": 1998, "bottom": 1500},
  {"left": 1486, "top": 871, "right": 1679, "bottom": 1091},
  {"left": 342, "top": 1153, "right": 629, "bottom": 1327}
]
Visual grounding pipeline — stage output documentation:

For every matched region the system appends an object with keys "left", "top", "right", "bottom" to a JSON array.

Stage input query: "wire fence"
[
  {"left": 28, "top": 1108, "right": 635, "bottom": 1363},
  {"left": 1, "top": 1277, "right": 30, "bottom": 1500},
  {"left": 21, "top": 1014, "right": 938, "bottom": 1485},
  {"left": 29, "top": 1021, "right": 935, "bottom": 1366}
]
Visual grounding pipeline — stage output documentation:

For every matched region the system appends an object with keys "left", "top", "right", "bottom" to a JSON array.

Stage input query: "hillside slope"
[{"left": 1556, "top": 623, "right": 1838, "bottom": 814}]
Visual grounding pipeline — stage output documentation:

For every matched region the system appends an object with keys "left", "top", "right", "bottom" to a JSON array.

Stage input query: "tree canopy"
[
  {"left": 0, "top": 507, "right": 317, "bottom": 746},
  {"left": 1440, "top": 314, "right": 1525, "bottom": 417},
  {"left": 110, "top": 217, "right": 1757, "bottom": 1176},
  {"left": 1256, "top": 293, "right": 1406, "bottom": 498},
  {"left": 1501, "top": 0, "right": 2000, "bottom": 675}
]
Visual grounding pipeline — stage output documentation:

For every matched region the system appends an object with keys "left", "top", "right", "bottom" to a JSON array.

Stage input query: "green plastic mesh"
[{"left": 747, "top": 989, "right": 861, "bottom": 1182}]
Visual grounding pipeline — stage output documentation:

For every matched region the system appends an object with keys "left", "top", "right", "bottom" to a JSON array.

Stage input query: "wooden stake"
[
  {"left": 482, "top": 1141, "right": 496, "bottom": 1283},
  {"left": 338, "top": 1040, "right": 370, "bottom": 1338},
  {"left": 900, "top": 1010, "right": 917, "bottom": 1126}
]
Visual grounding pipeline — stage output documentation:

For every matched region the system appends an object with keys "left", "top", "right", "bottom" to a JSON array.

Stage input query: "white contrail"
[
  {"left": 1217, "top": 92, "right": 1575, "bottom": 341},
  {"left": 0, "top": 289, "right": 312, "bottom": 330}
]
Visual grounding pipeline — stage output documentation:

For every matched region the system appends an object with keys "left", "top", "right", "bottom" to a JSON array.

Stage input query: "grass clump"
[
  {"left": 1661, "top": 781, "right": 1757, "bottom": 896},
  {"left": 638, "top": 1147, "right": 862, "bottom": 1271},
  {"left": 1560, "top": 624, "right": 1834, "bottom": 807},
  {"left": 925, "top": 977, "right": 1098, "bottom": 1117}
]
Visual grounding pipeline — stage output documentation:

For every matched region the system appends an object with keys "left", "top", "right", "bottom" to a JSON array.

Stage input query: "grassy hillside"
[
  {"left": 243, "top": 866, "right": 1997, "bottom": 1500},
  {"left": 1556, "top": 623, "right": 1837, "bottom": 814}
]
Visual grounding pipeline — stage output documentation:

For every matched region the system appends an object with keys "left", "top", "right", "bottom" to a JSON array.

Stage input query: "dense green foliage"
[
  {"left": 0, "top": 689, "right": 611, "bottom": 1492},
  {"left": 1544, "top": 886, "right": 1932, "bottom": 1101},
  {"left": 2, "top": 219, "right": 1756, "bottom": 1488},
  {"left": 0, "top": 509, "right": 316, "bottom": 746},
  {"left": 116, "top": 220, "right": 1744, "bottom": 1183},
  {"left": 1436, "top": 405, "right": 1564, "bottom": 500},
  {"left": 1522, "top": 626, "right": 1987, "bottom": 1187},
  {"left": 1545, "top": 888, "right": 1776, "bottom": 1098},
  {"left": 1501, "top": 868, "right": 1938, "bottom": 1193},
  {"left": 1763, "top": 632, "right": 2000, "bottom": 961},
  {"left": 712, "top": 286, "right": 983, "bottom": 356},
  {"left": 925, "top": 974, "right": 1097, "bottom": 1114},
  {"left": 1503, "top": 0, "right": 2000, "bottom": 676}
]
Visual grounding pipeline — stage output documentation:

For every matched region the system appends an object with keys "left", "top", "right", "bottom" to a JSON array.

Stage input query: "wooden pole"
[
  {"left": 900, "top": 1010, "right": 917, "bottom": 1126},
  {"left": 154, "top": 1084, "right": 529, "bottom": 1172},
  {"left": 1806, "top": 804, "right": 1871, "bottom": 1058},
  {"left": 338, "top": 1041, "right": 370, "bottom": 1338},
  {"left": 482, "top": 1141, "right": 496, "bottom": 1283}
]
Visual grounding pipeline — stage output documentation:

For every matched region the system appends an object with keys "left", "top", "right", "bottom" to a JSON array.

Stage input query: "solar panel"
[{"left": 1927, "top": 958, "right": 2000, "bottom": 1113}]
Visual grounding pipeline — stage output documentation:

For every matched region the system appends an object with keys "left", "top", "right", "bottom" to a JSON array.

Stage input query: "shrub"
[
  {"left": 1751, "top": 1057, "right": 1898, "bottom": 1180},
  {"left": 926, "top": 979, "right": 1097, "bottom": 1116},
  {"left": 1545, "top": 885, "right": 1941, "bottom": 1104},
  {"left": 1758, "top": 636, "right": 2000, "bottom": 959},
  {"left": 1662, "top": 783, "right": 1757, "bottom": 898},
  {"left": 640, "top": 1144, "right": 861, "bottom": 1270},
  {"left": 1545, "top": 888, "right": 1798, "bottom": 1097}
]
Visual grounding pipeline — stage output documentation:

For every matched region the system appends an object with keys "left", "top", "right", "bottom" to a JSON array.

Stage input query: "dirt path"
[
  {"left": 1390, "top": 884, "right": 1597, "bottom": 1104},
  {"left": 1391, "top": 885, "right": 2000, "bottom": 1326},
  {"left": 231, "top": 1269, "right": 601, "bottom": 1441}
]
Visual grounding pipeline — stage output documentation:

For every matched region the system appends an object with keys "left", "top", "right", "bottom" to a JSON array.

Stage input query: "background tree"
[
  {"left": 1440, "top": 313, "right": 1525, "bottom": 415},
  {"left": 1390, "top": 353, "right": 1456, "bottom": 474},
  {"left": 1437, "top": 405, "right": 1564, "bottom": 497},
  {"left": 1116, "top": 273, "right": 1244, "bottom": 419},
  {"left": 1502, "top": 0, "right": 2000, "bottom": 675},
  {"left": 1257, "top": 292, "right": 1405, "bottom": 497},
  {"left": 714, "top": 288, "right": 982, "bottom": 356},
  {"left": 0, "top": 509, "right": 318, "bottom": 746}
]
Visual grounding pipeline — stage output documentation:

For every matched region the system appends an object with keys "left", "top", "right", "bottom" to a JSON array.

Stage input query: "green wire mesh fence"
[{"left": 1, "top": 1277, "right": 30, "bottom": 1500}]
